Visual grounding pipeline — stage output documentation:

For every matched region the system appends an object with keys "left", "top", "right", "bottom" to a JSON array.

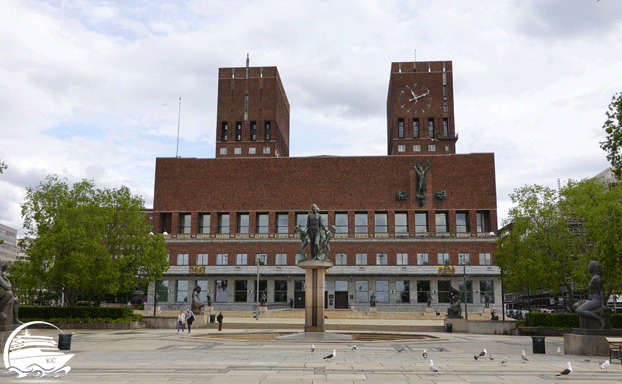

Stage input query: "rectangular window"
[
  {"left": 479, "top": 253, "right": 492, "bottom": 266},
  {"left": 295, "top": 253, "right": 305, "bottom": 265},
  {"left": 335, "top": 213, "right": 348, "bottom": 233},
  {"left": 398, "top": 118, "right": 404, "bottom": 138},
  {"left": 275, "top": 253, "right": 287, "bottom": 265},
  {"left": 375, "top": 280, "right": 389, "bottom": 303},
  {"left": 417, "top": 252, "right": 429, "bottom": 265},
  {"left": 176, "top": 280, "right": 188, "bottom": 302},
  {"left": 218, "top": 213, "right": 230, "bottom": 234},
  {"left": 197, "top": 253, "right": 208, "bottom": 265},
  {"left": 179, "top": 214, "right": 191, "bottom": 234},
  {"left": 235, "top": 280, "right": 247, "bottom": 302},
  {"left": 155, "top": 280, "right": 169, "bottom": 302},
  {"left": 437, "top": 253, "right": 450, "bottom": 265},
  {"left": 417, "top": 280, "right": 430, "bottom": 303},
  {"left": 219, "top": 147, "right": 227, "bottom": 155},
  {"left": 250, "top": 121, "right": 257, "bottom": 141},
  {"left": 413, "top": 144, "right": 420, "bottom": 152},
  {"left": 395, "top": 212, "right": 408, "bottom": 233},
  {"left": 253, "top": 279, "right": 267, "bottom": 303},
  {"left": 216, "top": 253, "right": 228, "bottom": 265},
  {"left": 335, "top": 253, "right": 347, "bottom": 265},
  {"left": 355, "top": 280, "right": 368, "bottom": 303},
  {"left": 445, "top": 144, "right": 449, "bottom": 152},
  {"left": 255, "top": 253, "right": 267, "bottom": 265},
  {"left": 249, "top": 147, "right": 256, "bottom": 154},
  {"left": 443, "top": 84, "right": 447, "bottom": 97},
  {"left": 415, "top": 212, "right": 427, "bottom": 233},
  {"left": 435, "top": 212, "right": 448, "bottom": 233},
  {"left": 480, "top": 280, "right": 494, "bottom": 304},
  {"left": 355, "top": 253, "right": 367, "bottom": 266},
  {"left": 428, "top": 144, "right": 436, "bottom": 152},
  {"left": 438, "top": 280, "right": 451, "bottom": 303},
  {"left": 355, "top": 213, "right": 368, "bottom": 233},
  {"left": 199, "top": 213, "right": 210, "bottom": 234},
  {"left": 263, "top": 147, "right": 270, "bottom": 154},
  {"left": 459, "top": 280, "right": 473, "bottom": 303},
  {"left": 237, "top": 213, "right": 249, "bottom": 233},
  {"left": 428, "top": 118, "right": 434, "bottom": 138},
  {"left": 477, "top": 211, "right": 490, "bottom": 233},
  {"left": 236, "top": 253, "right": 248, "bottom": 265},
  {"left": 221, "top": 122, "right": 228, "bottom": 141},
  {"left": 296, "top": 213, "right": 307, "bottom": 228},
  {"left": 264, "top": 121, "right": 271, "bottom": 141},
  {"left": 375, "top": 212, "right": 388, "bottom": 233},
  {"left": 398, "top": 145, "right": 405, "bottom": 152},
  {"left": 215, "top": 280, "right": 228, "bottom": 302},
  {"left": 334, "top": 280, "right": 348, "bottom": 292},
  {"left": 413, "top": 118, "right": 419, "bottom": 138},
  {"left": 235, "top": 122, "right": 242, "bottom": 141},
  {"left": 274, "top": 280, "right": 288, "bottom": 302},
  {"left": 256, "top": 213, "right": 269, "bottom": 233},
  {"left": 177, "top": 253, "right": 188, "bottom": 266},
  {"left": 276, "top": 213, "right": 288, "bottom": 234},
  {"left": 234, "top": 147, "right": 241, "bottom": 154},
  {"left": 396, "top": 280, "right": 410, "bottom": 303},
  {"left": 396, "top": 253, "right": 408, "bottom": 265},
  {"left": 443, "top": 117, "right": 449, "bottom": 137},
  {"left": 456, "top": 212, "right": 469, "bottom": 233},
  {"left": 458, "top": 253, "right": 470, "bottom": 265},
  {"left": 444, "top": 99, "right": 448, "bottom": 112},
  {"left": 376, "top": 253, "right": 388, "bottom": 266},
  {"left": 196, "top": 280, "right": 208, "bottom": 302}
]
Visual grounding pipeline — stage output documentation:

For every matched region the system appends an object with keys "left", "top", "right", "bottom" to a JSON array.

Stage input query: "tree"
[
  {"left": 0, "top": 160, "right": 6, "bottom": 173},
  {"left": 600, "top": 92, "right": 622, "bottom": 179},
  {"left": 495, "top": 179, "right": 622, "bottom": 311},
  {"left": 11, "top": 175, "right": 169, "bottom": 306}
]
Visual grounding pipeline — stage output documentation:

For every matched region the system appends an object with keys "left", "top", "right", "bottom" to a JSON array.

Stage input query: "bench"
[{"left": 606, "top": 337, "right": 622, "bottom": 364}]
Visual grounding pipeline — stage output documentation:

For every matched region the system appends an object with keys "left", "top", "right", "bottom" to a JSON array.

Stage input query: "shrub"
[{"left": 19, "top": 306, "right": 140, "bottom": 323}]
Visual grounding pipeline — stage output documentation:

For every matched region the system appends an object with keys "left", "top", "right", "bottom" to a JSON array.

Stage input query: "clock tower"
[{"left": 387, "top": 61, "right": 457, "bottom": 155}]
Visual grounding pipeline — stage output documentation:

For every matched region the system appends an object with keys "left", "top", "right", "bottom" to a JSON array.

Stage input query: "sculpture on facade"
[
  {"left": 0, "top": 260, "right": 22, "bottom": 324},
  {"left": 571, "top": 260, "right": 610, "bottom": 329},
  {"left": 297, "top": 204, "right": 334, "bottom": 260},
  {"left": 426, "top": 292, "right": 432, "bottom": 307},
  {"left": 370, "top": 293, "right": 376, "bottom": 307},
  {"left": 191, "top": 285, "right": 205, "bottom": 313},
  {"left": 484, "top": 293, "right": 490, "bottom": 308},
  {"left": 414, "top": 160, "right": 430, "bottom": 207},
  {"left": 446, "top": 284, "right": 462, "bottom": 318}
]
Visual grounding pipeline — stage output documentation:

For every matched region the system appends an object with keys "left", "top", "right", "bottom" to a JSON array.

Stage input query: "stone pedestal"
[
  {"left": 1, "top": 323, "right": 18, "bottom": 351},
  {"left": 563, "top": 328, "right": 622, "bottom": 356},
  {"left": 369, "top": 307, "right": 377, "bottom": 313},
  {"left": 298, "top": 259, "right": 333, "bottom": 332}
]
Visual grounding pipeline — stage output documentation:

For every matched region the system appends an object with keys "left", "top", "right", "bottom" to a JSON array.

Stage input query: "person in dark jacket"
[
  {"left": 217, "top": 312, "right": 224, "bottom": 331},
  {"left": 185, "top": 309, "right": 195, "bottom": 333}
]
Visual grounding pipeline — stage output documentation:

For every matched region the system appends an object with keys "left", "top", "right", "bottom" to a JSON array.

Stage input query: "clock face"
[{"left": 398, "top": 83, "right": 431, "bottom": 114}]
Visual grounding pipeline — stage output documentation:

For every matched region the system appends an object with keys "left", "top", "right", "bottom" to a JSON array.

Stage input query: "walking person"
[
  {"left": 176, "top": 311, "right": 185, "bottom": 333},
  {"left": 185, "top": 308, "right": 195, "bottom": 333},
  {"left": 217, "top": 312, "right": 224, "bottom": 331}
]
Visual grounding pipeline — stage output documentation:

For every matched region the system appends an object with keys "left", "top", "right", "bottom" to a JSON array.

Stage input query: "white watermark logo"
[{"left": 2, "top": 321, "right": 73, "bottom": 378}]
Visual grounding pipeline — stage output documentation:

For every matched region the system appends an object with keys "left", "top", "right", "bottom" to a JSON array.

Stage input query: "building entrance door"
[
  {"left": 294, "top": 292, "right": 305, "bottom": 308},
  {"left": 334, "top": 292, "right": 348, "bottom": 309}
]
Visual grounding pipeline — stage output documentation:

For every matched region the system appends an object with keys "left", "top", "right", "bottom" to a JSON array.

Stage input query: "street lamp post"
[{"left": 463, "top": 265, "right": 469, "bottom": 321}]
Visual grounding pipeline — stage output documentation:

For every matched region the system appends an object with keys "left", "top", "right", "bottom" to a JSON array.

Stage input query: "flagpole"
[{"left": 176, "top": 96, "right": 181, "bottom": 157}]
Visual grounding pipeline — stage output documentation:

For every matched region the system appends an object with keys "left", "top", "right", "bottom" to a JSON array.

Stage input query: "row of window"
[
  {"left": 174, "top": 211, "right": 491, "bottom": 235},
  {"left": 220, "top": 121, "right": 271, "bottom": 142},
  {"left": 219, "top": 146, "right": 271, "bottom": 155},
  {"left": 397, "top": 117, "right": 450, "bottom": 139},
  {"left": 175, "top": 252, "right": 493, "bottom": 266},
  {"left": 157, "top": 279, "right": 494, "bottom": 305},
  {"left": 397, "top": 144, "right": 450, "bottom": 153}
]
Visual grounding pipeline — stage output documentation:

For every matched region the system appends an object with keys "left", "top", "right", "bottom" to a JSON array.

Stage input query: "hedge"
[
  {"left": 525, "top": 312, "right": 622, "bottom": 329},
  {"left": 19, "top": 306, "right": 140, "bottom": 322}
]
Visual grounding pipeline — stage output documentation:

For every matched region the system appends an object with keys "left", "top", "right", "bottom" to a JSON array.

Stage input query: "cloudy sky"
[{"left": 1, "top": 0, "right": 621, "bottom": 236}]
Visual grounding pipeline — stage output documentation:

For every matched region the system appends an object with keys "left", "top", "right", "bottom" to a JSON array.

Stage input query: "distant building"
[
  {"left": 0, "top": 223, "right": 18, "bottom": 263},
  {"left": 145, "top": 60, "right": 499, "bottom": 313}
]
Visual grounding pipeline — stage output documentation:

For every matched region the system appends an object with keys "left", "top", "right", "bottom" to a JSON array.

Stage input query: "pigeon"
[
  {"left": 352, "top": 345, "right": 356, "bottom": 351},
  {"left": 474, "top": 348, "right": 487, "bottom": 360},
  {"left": 501, "top": 355, "right": 509, "bottom": 364},
  {"left": 324, "top": 349, "right": 336, "bottom": 361},
  {"left": 439, "top": 347, "right": 444, "bottom": 352},
  {"left": 521, "top": 350, "right": 529, "bottom": 362},
  {"left": 489, "top": 354, "right": 494, "bottom": 361},
  {"left": 556, "top": 362, "right": 572, "bottom": 379},
  {"left": 600, "top": 359, "right": 610, "bottom": 372},
  {"left": 397, "top": 347, "right": 404, "bottom": 353},
  {"left": 422, "top": 349, "right": 427, "bottom": 358},
  {"left": 429, "top": 359, "right": 438, "bottom": 375},
  {"left": 557, "top": 347, "right": 562, "bottom": 356},
  {"left": 310, "top": 344, "right": 315, "bottom": 353},
  {"left": 584, "top": 357, "right": 591, "bottom": 363}
]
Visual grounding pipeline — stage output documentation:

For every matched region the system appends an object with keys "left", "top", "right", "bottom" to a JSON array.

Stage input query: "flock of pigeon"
[{"left": 311, "top": 343, "right": 614, "bottom": 377}]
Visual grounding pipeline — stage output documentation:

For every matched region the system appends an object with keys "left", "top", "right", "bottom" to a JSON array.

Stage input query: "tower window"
[
  {"left": 221, "top": 122, "right": 228, "bottom": 141},
  {"left": 413, "top": 118, "right": 419, "bottom": 138},
  {"left": 236, "top": 122, "right": 242, "bottom": 141},
  {"left": 428, "top": 118, "right": 434, "bottom": 138},
  {"left": 398, "top": 118, "right": 404, "bottom": 138},
  {"left": 265, "top": 121, "right": 271, "bottom": 141},
  {"left": 398, "top": 145, "right": 405, "bottom": 152},
  {"left": 250, "top": 121, "right": 257, "bottom": 141},
  {"left": 428, "top": 144, "right": 436, "bottom": 152},
  {"left": 443, "top": 118, "right": 449, "bottom": 137}
]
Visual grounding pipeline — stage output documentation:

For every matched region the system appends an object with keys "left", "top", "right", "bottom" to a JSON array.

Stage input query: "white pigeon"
[
  {"left": 323, "top": 349, "right": 336, "bottom": 361},
  {"left": 521, "top": 350, "right": 529, "bottom": 362},
  {"left": 429, "top": 359, "right": 438, "bottom": 375},
  {"left": 422, "top": 349, "right": 427, "bottom": 358},
  {"left": 501, "top": 355, "right": 509, "bottom": 364},
  {"left": 600, "top": 359, "right": 610, "bottom": 372},
  {"left": 310, "top": 344, "right": 315, "bottom": 352},
  {"left": 474, "top": 348, "right": 487, "bottom": 360},
  {"left": 555, "top": 362, "right": 572, "bottom": 379},
  {"left": 557, "top": 347, "right": 562, "bottom": 356},
  {"left": 352, "top": 345, "right": 356, "bottom": 351}
]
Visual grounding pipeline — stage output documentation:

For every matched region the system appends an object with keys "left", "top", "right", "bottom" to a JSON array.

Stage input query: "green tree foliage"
[
  {"left": 600, "top": 92, "right": 622, "bottom": 179},
  {"left": 0, "top": 160, "right": 6, "bottom": 173},
  {"left": 11, "top": 175, "right": 169, "bottom": 306},
  {"left": 496, "top": 179, "right": 622, "bottom": 311}
]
